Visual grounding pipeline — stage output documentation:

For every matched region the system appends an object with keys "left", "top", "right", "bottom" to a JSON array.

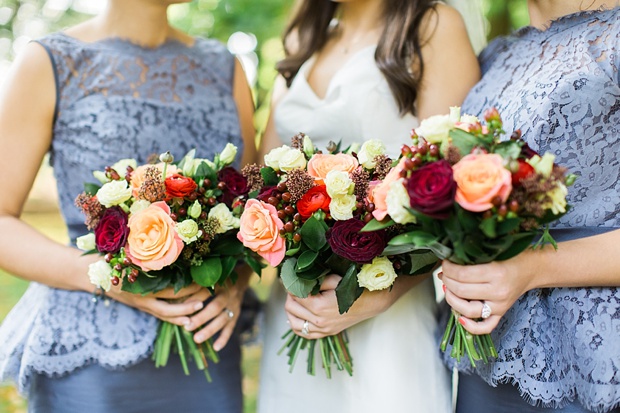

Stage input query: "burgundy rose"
[
  {"left": 406, "top": 160, "right": 456, "bottom": 219},
  {"left": 94, "top": 207, "right": 129, "bottom": 254},
  {"left": 326, "top": 219, "right": 386, "bottom": 264},
  {"left": 520, "top": 142, "right": 539, "bottom": 159},
  {"left": 218, "top": 167, "right": 250, "bottom": 206},
  {"left": 256, "top": 186, "right": 279, "bottom": 203}
]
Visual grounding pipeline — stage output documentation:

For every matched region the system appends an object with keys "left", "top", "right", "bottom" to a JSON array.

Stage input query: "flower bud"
[
  {"left": 159, "top": 151, "right": 174, "bottom": 164},
  {"left": 188, "top": 200, "right": 202, "bottom": 219}
]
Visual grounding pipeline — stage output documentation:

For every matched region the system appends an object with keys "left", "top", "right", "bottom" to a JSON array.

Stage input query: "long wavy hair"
[{"left": 277, "top": 0, "right": 439, "bottom": 116}]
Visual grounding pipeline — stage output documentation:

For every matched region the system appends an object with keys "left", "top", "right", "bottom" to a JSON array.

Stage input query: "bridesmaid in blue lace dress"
[
  {"left": 0, "top": 1, "right": 256, "bottom": 412},
  {"left": 440, "top": 1, "right": 620, "bottom": 412}
]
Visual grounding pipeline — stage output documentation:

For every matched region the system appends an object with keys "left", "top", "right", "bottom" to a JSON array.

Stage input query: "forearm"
[{"left": 0, "top": 215, "right": 94, "bottom": 292}]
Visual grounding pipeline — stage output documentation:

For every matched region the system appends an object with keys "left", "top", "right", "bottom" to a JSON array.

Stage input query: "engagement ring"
[
  {"left": 481, "top": 302, "right": 492, "bottom": 319},
  {"left": 225, "top": 308, "right": 234, "bottom": 319},
  {"left": 301, "top": 320, "right": 310, "bottom": 336}
]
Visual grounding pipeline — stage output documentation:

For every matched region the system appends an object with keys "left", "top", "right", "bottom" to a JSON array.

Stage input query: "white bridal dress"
[{"left": 257, "top": 46, "right": 452, "bottom": 413}]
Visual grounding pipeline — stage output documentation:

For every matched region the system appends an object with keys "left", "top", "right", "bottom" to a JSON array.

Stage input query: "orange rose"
[
  {"left": 371, "top": 157, "right": 407, "bottom": 221},
  {"left": 126, "top": 201, "right": 184, "bottom": 271},
  {"left": 452, "top": 153, "right": 512, "bottom": 212},
  {"left": 307, "top": 153, "right": 359, "bottom": 185},
  {"left": 130, "top": 163, "right": 179, "bottom": 198},
  {"left": 237, "top": 199, "right": 285, "bottom": 267}
]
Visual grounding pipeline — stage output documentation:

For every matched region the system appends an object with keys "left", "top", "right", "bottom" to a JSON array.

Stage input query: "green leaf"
[
  {"left": 456, "top": 205, "right": 479, "bottom": 233},
  {"left": 218, "top": 255, "right": 238, "bottom": 284},
  {"left": 296, "top": 250, "right": 319, "bottom": 272},
  {"left": 190, "top": 257, "right": 222, "bottom": 287},
  {"left": 494, "top": 233, "right": 536, "bottom": 261},
  {"left": 335, "top": 265, "right": 363, "bottom": 314},
  {"left": 84, "top": 183, "right": 101, "bottom": 196},
  {"left": 300, "top": 216, "right": 327, "bottom": 251},
  {"left": 401, "top": 251, "right": 439, "bottom": 276},
  {"left": 285, "top": 245, "right": 302, "bottom": 256},
  {"left": 496, "top": 217, "right": 522, "bottom": 236},
  {"left": 479, "top": 216, "right": 497, "bottom": 238},
  {"left": 244, "top": 254, "right": 265, "bottom": 276},
  {"left": 388, "top": 231, "right": 439, "bottom": 247},
  {"left": 449, "top": 128, "right": 482, "bottom": 156},
  {"left": 177, "top": 149, "right": 196, "bottom": 172},
  {"left": 325, "top": 253, "right": 354, "bottom": 275},
  {"left": 494, "top": 141, "right": 522, "bottom": 160},
  {"left": 209, "top": 234, "right": 245, "bottom": 256},
  {"left": 260, "top": 167, "right": 279, "bottom": 186},
  {"left": 121, "top": 270, "right": 172, "bottom": 295},
  {"left": 280, "top": 258, "right": 316, "bottom": 298},
  {"left": 360, "top": 218, "right": 395, "bottom": 232},
  {"left": 296, "top": 265, "right": 329, "bottom": 280}
]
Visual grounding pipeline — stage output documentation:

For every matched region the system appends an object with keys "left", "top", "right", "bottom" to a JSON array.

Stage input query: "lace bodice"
[
  {"left": 0, "top": 33, "right": 243, "bottom": 394},
  {"left": 449, "top": 8, "right": 620, "bottom": 412}
]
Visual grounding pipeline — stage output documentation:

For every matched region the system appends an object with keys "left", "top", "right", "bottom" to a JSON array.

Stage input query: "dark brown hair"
[{"left": 277, "top": 0, "right": 439, "bottom": 116}]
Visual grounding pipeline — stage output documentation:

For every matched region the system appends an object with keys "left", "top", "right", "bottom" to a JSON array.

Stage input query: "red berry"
[
  {"left": 188, "top": 192, "right": 198, "bottom": 201},
  {"left": 111, "top": 276, "right": 120, "bottom": 286},
  {"left": 400, "top": 144, "right": 411, "bottom": 156},
  {"left": 293, "top": 233, "right": 302, "bottom": 243},
  {"left": 208, "top": 197, "right": 217, "bottom": 206},
  {"left": 122, "top": 257, "right": 132, "bottom": 266},
  {"left": 277, "top": 182, "right": 287, "bottom": 192},
  {"left": 429, "top": 144, "right": 439, "bottom": 157},
  {"left": 404, "top": 158, "right": 415, "bottom": 171},
  {"left": 365, "top": 203, "right": 375, "bottom": 213},
  {"left": 267, "top": 196, "right": 279, "bottom": 206},
  {"left": 491, "top": 196, "right": 503, "bottom": 208},
  {"left": 482, "top": 210, "right": 493, "bottom": 219},
  {"left": 284, "top": 222, "right": 295, "bottom": 233},
  {"left": 277, "top": 210, "right": 287, "bottom": 220},
  {"left": 508, "top": 200, "right": 519, "bottom": 213},
  {"left": 284, "top": 205, "right": 295, "bottom": 216},
  {"left": 417, "top": 140, "right": 428, "bottom": 156},
  {"left": 498, "top": 204, "right": 508, "bottom": 218},
  {"left": 114, "top": 263, "right": 123, "bottom": 271},
  {"left": 203, "top": 179, "right": 212, "bottom": 188},
  {"left": 217, "top": 182, "right": 226, "bottom": 190},
  {"left": 170, "top": 213, "right": 178, "bottom": 221},
  {"left": 199, "top": 212, "right": 207, "bottom": 220},
  {"left": 293, "top": 213, "right": 302, "bottom": 223},
  {"left": 282, "top": 192, "right": 292, "bottom": 202},
  {"left": 363, "top": 213, "right": 373, "bottom": 223},
  {"left": 104, "top": 253, "right": 113, "bottom": 263},
  {"left": 411, "top": 156, "right": 423, "bottom": 168},
  {"left": 178, "top": 208, "right": 187, "bottom": 217}
]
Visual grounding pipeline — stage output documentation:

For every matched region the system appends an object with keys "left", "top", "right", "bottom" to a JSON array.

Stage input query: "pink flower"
[
  {"left": 126, "top": 201, "right": 184, "bottom": 271},
  {"left": 237, "top": 199, "right": 286, "bottom": 266},
  {"left": 370, "top": 158, "right": 407, "bottom": 221},
  {"left": 307, "top": 153, "right": 359, "bottom": 185},
  {"left": 452, "top": 153, "right": 512, "bottom": 212}
]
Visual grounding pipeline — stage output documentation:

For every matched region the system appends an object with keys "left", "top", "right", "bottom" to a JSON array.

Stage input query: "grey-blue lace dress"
[
  {"left": 0, "top": 33, "right": 245, "bottom": 413},
  {"left": 448, "top": 7, "right": 620, "bottom": 413}
]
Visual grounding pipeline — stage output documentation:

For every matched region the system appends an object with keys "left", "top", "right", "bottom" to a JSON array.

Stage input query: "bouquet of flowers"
[
  {"left": 237, "top": 134, "right": 436, "bottom": 378},
  {"left": 362, "top": 107, "right": 575, "bottom": 366},
  {"left": 74, "top": 144, "right": 263, "bottom": 381}
]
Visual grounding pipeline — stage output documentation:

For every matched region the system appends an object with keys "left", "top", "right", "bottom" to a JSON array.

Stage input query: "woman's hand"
[
  {"left": 284, "top": 274, "right": 423, "bottom": 339},
  {"left": 439, "top": 255, "right": 534, "bottom": 335}
]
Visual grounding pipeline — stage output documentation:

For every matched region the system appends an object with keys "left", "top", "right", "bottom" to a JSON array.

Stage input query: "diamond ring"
[
  {"left": 301, "top": 320, "right": 310, "bottom": 336},
  {"left": 224, "top": 308, "right": 234, "bottom": 319},
  {"left": 481, "top": 302, "right": 492, "bottom": 319}
]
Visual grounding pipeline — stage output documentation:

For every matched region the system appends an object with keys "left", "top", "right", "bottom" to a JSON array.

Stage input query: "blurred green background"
[{"left": 0, "top": 0, "right": 529, "bottom": 412}]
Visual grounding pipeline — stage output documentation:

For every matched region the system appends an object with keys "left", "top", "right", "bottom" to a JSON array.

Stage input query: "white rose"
[
  {"left": 88, "top": 260, "right": 113, "bottom": 292},
  {"left": 96, "top": 180, "right": 132, "bottom": 208},
  {"left": 76, "top": 233, "right": 96, "bottom": 251},
  {"left": 357, "top": 256, "right": 398, "bottom": 291},
  {"left": 219, "top": 143, "right": 238, "bottom": 165},
  {"left": 357, "top": 139, "right": 386, "bottom": 169},
  {"left": 449, "top": 106, "right": 462, "bottom": 122},
  {"left": 325, "top": 170, "right": 354, "bottom": 198},
  {"left": 175, "top": 219, "right": 202, "bottom": 244},
  {"left": 264, "top": 146, "right": 291, "bottom": 171},
  {"left": 415, "top": 114, "right": 455, "bottom": 145},
  {"left": 208, "top": 203, "right": 240, "bottom": 234},
  {"left": 130, "top": 199, "right": 151, "bottom": 215},
  {"left": 386, "top": 180, "right": 416, "bottom": 225},
  {"left": 329, "top": 194, "right": 357, "bottom": 221},
  {"left": 544, "top": 182, "right": 568, "bottom": 215},
  {"left": 527, "top": 153, "right": 555, "bottom": 177},
  {"left": 188, "top": 200, "right": 202, "bottom": 219},
  {"left": 279, "top": 148, "right": 307, "bottom": 172},
  {"left": 460, "top": 114, "right": 480, "bottom": 125},
  {"left": 93, "top": 170, "right": 109, "bottom": 184},
  {"left": 111, "top": 158, "right": 138, "bottom": 176}
]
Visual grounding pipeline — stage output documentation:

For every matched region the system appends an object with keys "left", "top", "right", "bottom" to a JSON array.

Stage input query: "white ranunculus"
[
  {"left": 264, "top": 146, "right": 291, "bottom": 171},
  {"left": 111, "top": 158, "right": 138, "bottom": 176},
  {"left": 130, "top": 199, "right": 151, "bottom": 215},
  {"left": 357, "top": 256, "right": 398, "bottom": 291},
  {"left": 93, "top": 170, "right": 109, "bottom": 184},
  {"left": 415, "top": 114, "right": 456, "bottom": 145},
  {"left": 544, "top": 182, "right": 568, "bottom": 215},
  {"left": 188, "top": 200, "right": 202, "bottom": 219},
  {"left": 279, "top": 148, "right": 307, "bottom": 172},
  {"left": 357, "top": 139, "right": 386, "bottom": 169},
  {"left": 527, "top": 153, "right": 555, "bottom": 177},
  {"left": 96, "top": 180, "right": 132, "bottom": 208},
  {"left": 175, "top": 219, "right": 202, "bottom": 244},
  {"left": 76, "top": 233, "right": 96, "bottom": 251},
  {"left": 219, "top": 143, "right": 238, "bottom": 165},
  {"left": 325, "top": 170, "right": 354, "bottom": 198},
  {"left": 208, "top": 203, "right": 240, "bottom": 234},
  {"left": 88, "top": 260, "right": 113, "bottom": 292},
  {"left": 386, "top": 179, "right": 417, "bottom": 225},
  {"left": 329, "top": 194, "right": 357, "bottom": 221}
]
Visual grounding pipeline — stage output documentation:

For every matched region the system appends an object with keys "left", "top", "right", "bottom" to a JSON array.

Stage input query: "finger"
[
  {"left": 444, "top": 289, "right": 488, "bottom": 320},
  {"left": 185, "top": 295, "right": 227, "bottom": 331},
  {"left": 159, "top": 315, "right": 192, "bottom": 327},
  {"left": 287, "top": 312, "right": 325, "bottom": 340},
  {"left": 442, "top": 277, "right": 493, "bottom": 302},
  {"left": 212, "top": 319, "right": 236, "bottom": 351},
  {"left": 320, "top": 274, "right": 342, "bottom": 291},
  {"left": 153, "top": 283, "right": 204, "bottom": 299},
  {"left": 284, "top": 295, "right": 323, "bottom": 327},
  {"left": 147, "top": 298, "right": 205, "bottom": 319},
  {"left": 458, "top": 314, "right": 502, "bottom": 335},
  {"left": 193, "top": 311, "right": 230, "bottom": 344}
]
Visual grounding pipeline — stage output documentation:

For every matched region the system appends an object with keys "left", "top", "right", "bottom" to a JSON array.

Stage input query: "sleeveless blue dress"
[
  {"left": 447, "top": 8, "right": 620, "bottom": 413},
  {"left": 0, "top": 33, "right": 245, "bottom": 412}
]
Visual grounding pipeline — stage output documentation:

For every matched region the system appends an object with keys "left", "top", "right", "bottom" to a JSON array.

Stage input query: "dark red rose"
[
  {"left": 165, "top": 174, "right": 198, "bottom": 199},
  {"left": 297, "top": 185, "right": 331, "bottom": 219},
  {"left": 405, "top": 160, "right": 456, "bottom": 219},
  {"left": 512, "top": 159, "right": 535, "bottom": 185},
  {"left": 94, "top": 207, "right": 129, "bottom": 254},
  {"left": 520, "top": 142, "right": 539, "bottom": 159},
  {"left": 256, "top": 186, "right": 279, "bottom": 203},
  {"left": 218, "top": 167, "right": 249, "bottom": 206},
  {"left": 326, "top": 219, "right": 387, "bottom": 264}
]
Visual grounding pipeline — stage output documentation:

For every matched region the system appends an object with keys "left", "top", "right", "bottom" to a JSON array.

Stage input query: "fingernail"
[
  {"left": 442, "top": 284, "right": 446, "bottom": 293},
  {"left": 438, "top": 271, "right": 443, "bottom": 277},
  {"left": 213, "top": 343, "right": 222, "bottom": 352},
  {"left": 184, "top": 322, "right": 192, "bottom": 331},
  {"left": 194, "top": 302, "right": 203, "bottom": 311},
  {"left": 183, "top": 318, "right": 191, "bottom": 327},
  {"left": 458, "top": 317, "right": 466, "bottom": 326}
]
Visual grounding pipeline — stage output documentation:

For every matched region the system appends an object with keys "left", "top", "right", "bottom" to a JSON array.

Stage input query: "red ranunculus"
[
  {"left": 256, "top": 186, "right": 279, "bottom": 203},
  {"left": 297, "top": 185, "right": 330, "bottom": 219},
  {"left": 406, "top": 160, "right": 456, "bottom": 219},
  {"left": 218, "top": 167, "right": 250, "bottom": 206},
  {"left": 94, "top": 207, "right": 129, "bottom": 254},
  {"left": 165, "top": 174, "right": 197, "bottom": 199},
  {"left": 512, "top": 159, "right": 535, "bottom": 185},
  {"left": 326, "top": 219, "right": 386, "bottom": 264}
]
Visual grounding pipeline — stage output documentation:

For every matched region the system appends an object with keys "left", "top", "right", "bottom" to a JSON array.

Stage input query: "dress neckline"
[
  {"left": 300, "top": 44, "right": 377, "bottom": 102},
  {"left": 55, "top": 32, "right": 198, "bottom": 53},
  {"left": 515, "top": 6, "right": 619, "bottom": 40}
]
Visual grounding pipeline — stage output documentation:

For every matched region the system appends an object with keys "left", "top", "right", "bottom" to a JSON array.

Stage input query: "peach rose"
[
  {"left": 371, "top": 157, "right": 407, "bottom": 221},
  {"left": 237, "top": 199, "right": 286, "bottom": 267},
  {"left": 452, "top": 153, "right": 512, "bottom": 212},
  {"left": 307, "top": 153, "right": 359, "bottom": 185},
  {"left": 130, "top": 163, "right": 179, "bottom": 198},
  {"left": 126, "top": 201, "right": 184, "bottom": 271}
]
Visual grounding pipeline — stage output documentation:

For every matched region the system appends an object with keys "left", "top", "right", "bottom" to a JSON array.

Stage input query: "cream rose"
[
  {"left": 208, "top": 203, "right": 240, "bottom": 234},
  {"left": 219, "top": 143, "right": 238, "bottom": 165},
  {"left": 175, "top": 219, "right": 202, "bottom": 244},
  {"left": 527, "top": 153, "right": 555, "bottom": 177},
  {"left": 386, "top": 179, "right": 416, "bottom": 224},
  {"left": 76, "top": 233, "right": 96, "bottom": 251},
  {"left": 545, "top": 182, "right": 568, "bottom": 214},
  {"left": 279, "top": 148, "right": 307, "bottom": 172},
  {"left": 88, "top": 260, "right": 113, "bottom": 292},
  {"left": 188, "top": 200, "right": 202, "bottom": 219},
  {"left": 357, "top": 256, "right": 398, "bottom": 291},
  {"left": 264, "top": 146, "right": 291, "bottom": 171},
  {"left": 325, "top": 170, "right": 354, "bottom": 198},
  {"left": 357, "top": 139, "right": 386, "bottom": 169},
  {"left": 96, "top": 180, "right": 132, "bottom": 208},
  {"left": 129, "top": 199, "right": 151, "bottom": 215},
  {"left": 415, "top": 114, "right": 455, "bottom": 145},
  {"left": 329, "top": 194, "right": 357, "bottom": 221}
]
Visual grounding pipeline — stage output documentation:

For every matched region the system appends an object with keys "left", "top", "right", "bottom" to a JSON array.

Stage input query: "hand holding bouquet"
[
  {"left": 75, "top": 144, "right": 263, "bottom": 381},
  {"left": 363, "top": 107, "right": 575, "bottom": 366}
]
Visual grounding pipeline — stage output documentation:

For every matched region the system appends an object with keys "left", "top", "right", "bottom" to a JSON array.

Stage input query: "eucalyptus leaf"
[
  {"left": 494, "top": 233, "right": 537, "bottom": 261},
  {"left": 296, "top": 250, "right": 319, "bottom": 272},
  {"left": 300, "top": 216, "right": 327, "bottom": 251},
  {"left": 218, "top": 255, "right": 238, "bottom": 284},
  {"left": 280, "top": 258, "right": 316, "bottom": 298},
  {"left": 190, "top": 257, "right": 222, "bottom": 288},
  {"left": 335, "top": 265, "right": 363, "bottom": 314},
  {"left": 360, "top": 218, "right": 395, "bottom": 232},
  {"left": 494, "top": 141, "right": 522, "bottom": 160},
  {"left": 479, "top": 217, "right": 497, "bottom": 238},
  {"left": 388, "top": 231, "right": 438, "bottom": 247},
  {"left": 449, "top": 128, "right": 481, "bottom": 156},
  {"left": 496, "top": 217, "right": 522, "bottom": 236},
  {"left": 84, "top": 183, "right": 101, "bottom": 196},
  {"left": 402, "top": 251, "right": 439, "bottom": 276},
  {"left": 260, "top": 167, "right": 279, "bottom": 186},
  {"left": 244, "top": 254, "right": 265, "bottom": 276}
]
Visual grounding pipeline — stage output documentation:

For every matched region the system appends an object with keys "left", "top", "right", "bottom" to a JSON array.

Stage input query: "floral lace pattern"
[
  {"left": 0, "top": 33, "right": 243, "bottom": 394},
  {"left": 447, "top": 8, "right": 620, "bottom": 412}
]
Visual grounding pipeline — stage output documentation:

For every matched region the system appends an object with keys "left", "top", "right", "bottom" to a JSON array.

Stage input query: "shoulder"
[
  {"left": 420, "top": 3, "right": 469, "bottom": 44},
  {"left": 477, "top": 36, "right": 513, "bottom": 74},
  {"left": 193, "top": 37, "right": 232, "bottom": 58}
]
